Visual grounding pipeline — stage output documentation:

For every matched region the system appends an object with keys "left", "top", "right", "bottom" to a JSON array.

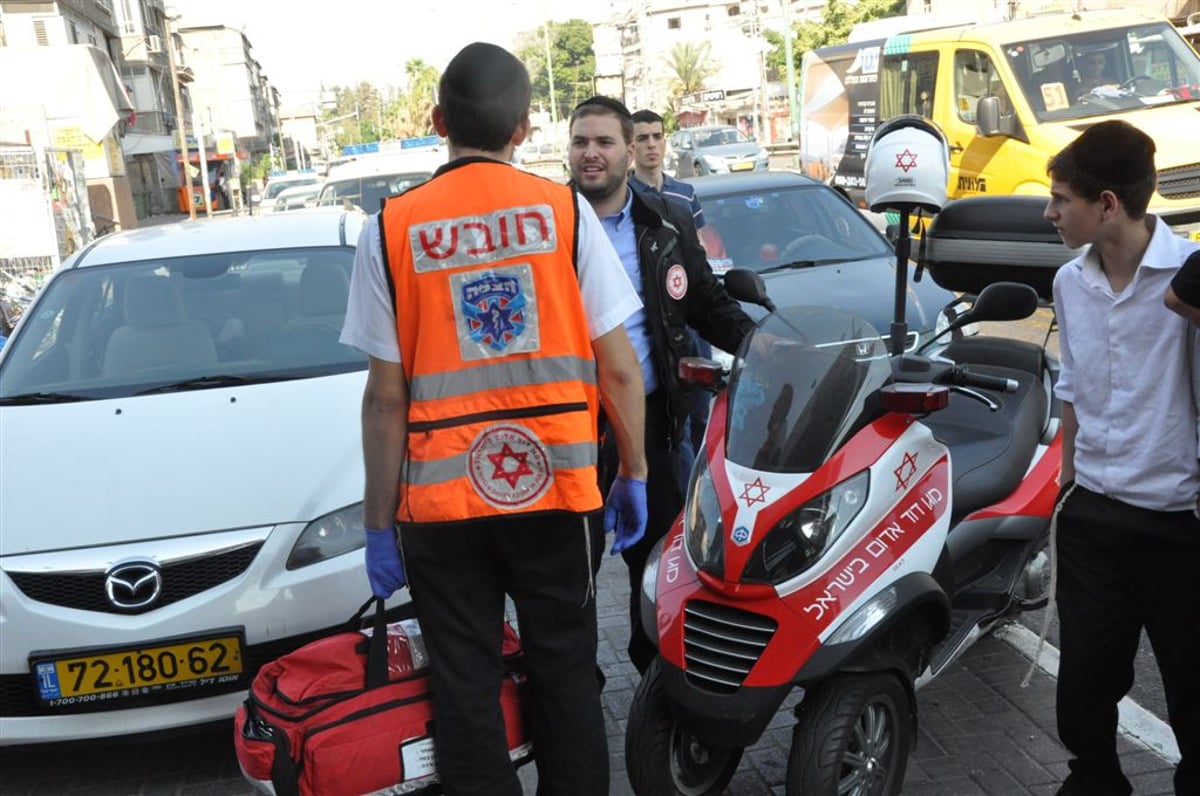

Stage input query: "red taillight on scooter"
[
  {"left": 679, "top": 356, "right": 725, "bottom": 388},
  {"left": 880, "top": 383, "right": 950, "bottom": 414}
]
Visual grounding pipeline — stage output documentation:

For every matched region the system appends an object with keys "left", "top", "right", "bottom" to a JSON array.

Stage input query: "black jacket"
[{"left": 627, "top": 187, "right": 755, "bottom": 447}]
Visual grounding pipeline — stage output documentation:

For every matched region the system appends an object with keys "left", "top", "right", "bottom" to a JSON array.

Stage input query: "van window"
[
  {"left": 954, "top": 50, "right": 1012, "bottom": 123},
  {"left": 880, "top": 51, "right": 939, "bottom": 120},
  {"left": 1003, "top": 22, "right": 1200, "bottom": 122}
]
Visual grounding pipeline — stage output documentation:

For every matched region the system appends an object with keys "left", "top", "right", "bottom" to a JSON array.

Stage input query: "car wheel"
[
  {"left": 626, "top": 658, "right": 744, "bottom": 796},
  {"left": 786, "top": 672, "right": 912, "bottom": 796}
]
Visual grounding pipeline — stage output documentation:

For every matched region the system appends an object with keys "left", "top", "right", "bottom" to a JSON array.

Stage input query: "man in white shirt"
[{"left": 1045, "top": 119, "right": 1200, "bottom": 796}]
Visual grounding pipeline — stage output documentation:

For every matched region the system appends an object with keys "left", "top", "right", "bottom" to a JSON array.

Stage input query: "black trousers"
[
  {"left": 400, "top": 512, "right": 608, "bottom": 796},
  {"left": 1055, "top": 486, "right": 1200, "bottom": 796},
  {"left": 600, "top": 389, "right": 685, "bottom": 674}
]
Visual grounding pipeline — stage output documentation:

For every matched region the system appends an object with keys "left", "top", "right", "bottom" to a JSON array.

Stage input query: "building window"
[
  {"left": 34, "top": 19, "right": 49, "bottom": 46},
  {"left": 667, "top": 17, "right": 680, "bottom": 30},
  {"left": 728, "top": 5, "right": 740, "bottom": 16}
]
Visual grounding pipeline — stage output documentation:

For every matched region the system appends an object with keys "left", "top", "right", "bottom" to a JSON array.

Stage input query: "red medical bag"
[{"left": 234, "top": 598, "right": 530, "bottom": 795}]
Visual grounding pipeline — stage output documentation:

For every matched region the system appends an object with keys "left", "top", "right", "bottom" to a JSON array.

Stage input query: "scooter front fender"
[{"left": 658, "top": 655, "right": 793, "bottom": 748}]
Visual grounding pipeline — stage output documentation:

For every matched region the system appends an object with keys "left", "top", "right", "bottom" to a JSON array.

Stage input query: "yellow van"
[{"left": 800, "top": 8, "right": 1200, "bottom": 239}]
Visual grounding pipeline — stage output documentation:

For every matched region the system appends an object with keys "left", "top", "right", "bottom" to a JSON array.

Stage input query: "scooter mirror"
[
  {"left": 724, "top": 268, "right": 775, "bottom": 312},
  {"left": 967, "top": 281, "right": 1040, "bottom": 322}
]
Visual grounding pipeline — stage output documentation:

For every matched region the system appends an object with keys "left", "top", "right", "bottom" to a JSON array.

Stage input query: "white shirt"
[
  {"left": 1053, "top": 216, "right": 1200, "bottom": 512},
  {"left": 340, "top": 196, "right": 641, "bottom": 364}
]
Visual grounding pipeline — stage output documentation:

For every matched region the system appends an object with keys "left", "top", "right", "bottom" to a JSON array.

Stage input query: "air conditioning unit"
[{"left": 146, "top": 34, "right": 163, "bottom": 53}]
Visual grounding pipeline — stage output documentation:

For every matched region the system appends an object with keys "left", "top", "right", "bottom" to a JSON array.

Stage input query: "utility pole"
[
  {"left": 194, "top": 110, "right": 212, "bottom": 218},
  {"left": 542, "top": 21, "right": 558, "bottom": 126},
  {"left": 164, "top": 15, "right": 196, "bottom": 220},
  {"left": 782, "top": 0, "right": 799, "bottom": 141}
]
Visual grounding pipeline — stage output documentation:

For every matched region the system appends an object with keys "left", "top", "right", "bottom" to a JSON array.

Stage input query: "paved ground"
[{"left": 0, "top": 549, "right": 1179, "bottom": 795}]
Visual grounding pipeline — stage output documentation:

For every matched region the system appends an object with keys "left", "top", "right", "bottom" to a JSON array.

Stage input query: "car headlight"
[
  {"left": 684, "top": 453, "right": 725, "bottom": 577},
  {"left": 287, "top": 502, "right": 366, "bottom": 569},
  {"left": 741, "top": 470, "right": 869, "bottom": 585},
  {"left": 702, "top": 155, "right": 727, "bottom": 172}
]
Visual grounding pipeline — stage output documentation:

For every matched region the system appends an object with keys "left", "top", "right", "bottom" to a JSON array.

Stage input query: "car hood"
[
  {"left": 735, "top": 256, "right": 951, "bottom": 334},
  {"left": 0, "top": 372, "right": 366, "bottom": 555},
  {"left": 698, "top": 143, "right": 763, "bottom": 159}
]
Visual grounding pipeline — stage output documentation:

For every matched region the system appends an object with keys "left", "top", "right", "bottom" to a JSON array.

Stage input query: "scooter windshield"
[{"left": 726, "top": 306, "right": 892, "bottom": 473}]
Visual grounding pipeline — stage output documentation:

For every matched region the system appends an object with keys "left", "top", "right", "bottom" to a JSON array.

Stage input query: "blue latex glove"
[
  {"left": 364, "top": 526, "right": 407, "bottom": 598},
  {"left": 604, "top": 475, "right": 648, "bottom": 556}
]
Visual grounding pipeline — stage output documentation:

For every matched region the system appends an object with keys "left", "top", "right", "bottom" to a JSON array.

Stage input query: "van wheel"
[
  {"left": 786, "top": 672, "right": 911, "bottom": 796},
  {"left": 626, "top": 658, "right": 743, "bottom": 796}
]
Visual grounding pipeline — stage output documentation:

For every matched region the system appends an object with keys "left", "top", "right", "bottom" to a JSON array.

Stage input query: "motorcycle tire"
[
  {"left": 625, "top": 657, "right": 743, "bottom": 796},
  {"left": 786, "top": 671, "right": 912, "bottom": 796}
]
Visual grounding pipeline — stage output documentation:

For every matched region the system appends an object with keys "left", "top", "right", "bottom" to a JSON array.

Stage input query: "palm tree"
[
  {"left": 664, "top": 41, "right": 718, "bottom": 96},
  {"left": 402, "top": 58, "right": 439, "bottom": 137}
]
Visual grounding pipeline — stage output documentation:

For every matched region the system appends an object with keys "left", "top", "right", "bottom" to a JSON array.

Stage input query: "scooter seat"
[{"left": 922, "top": 361, "right": 1047, "bottom": 520}]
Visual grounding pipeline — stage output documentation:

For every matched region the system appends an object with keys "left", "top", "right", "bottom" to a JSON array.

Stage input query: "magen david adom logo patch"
[
  {"left": 665, "top": 263, "right": 688, "bottom": 300},
  {"left": 467, "top": 424, "right": 553, "bottom": 509}
]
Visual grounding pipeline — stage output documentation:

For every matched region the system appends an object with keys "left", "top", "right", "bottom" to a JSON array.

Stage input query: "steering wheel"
[
  {"left": 1120, "top": 74, "right": 1157, "bottom": 91},
  {"left": 779, "top": 234, "right": 829, "bottom": 263}
]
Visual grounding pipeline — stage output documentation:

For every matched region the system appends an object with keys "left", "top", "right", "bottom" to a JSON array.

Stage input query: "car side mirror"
[{"left": 977, "top": 96, "right": 1003, "bottom": 137}]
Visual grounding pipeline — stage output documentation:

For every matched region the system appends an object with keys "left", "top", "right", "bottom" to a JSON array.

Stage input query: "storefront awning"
[{"left": 0, "top": 44, "right": 133, "bottom": 143}]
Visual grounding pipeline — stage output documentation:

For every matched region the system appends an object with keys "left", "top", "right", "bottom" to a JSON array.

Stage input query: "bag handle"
[{"left": 348, "top": 595, "right": 399, "bottom": 689}]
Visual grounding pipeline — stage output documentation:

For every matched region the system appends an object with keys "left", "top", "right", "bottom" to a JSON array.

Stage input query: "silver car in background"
[{"left": 668, "top": 125, "right": 769, "bottom": 177}]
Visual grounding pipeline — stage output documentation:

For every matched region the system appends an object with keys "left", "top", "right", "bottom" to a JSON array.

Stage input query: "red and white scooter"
[{"left": 624, "top": 117, "right": 1062, "bottom": 796}]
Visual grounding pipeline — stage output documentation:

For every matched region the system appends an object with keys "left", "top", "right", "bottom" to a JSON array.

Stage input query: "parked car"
[
  {"left": 0, "top": 208, "right": 404, "bottom": 745},
  {"left": 257, "top": 172, "right": 322, "bottom": 213},
  {"left": 670, "top": 126, "right": 769, "bottom": 177},
  {"left": 688, "top": 171, "right": 960, "bottom": 357},
  {"left": 272, "top": 181, "right": 325, "bottom": 212}
]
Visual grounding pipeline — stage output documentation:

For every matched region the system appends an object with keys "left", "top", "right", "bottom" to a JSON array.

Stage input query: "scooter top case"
[{"left": 922, "top": 195, "right": 1080, "bottom": 302}]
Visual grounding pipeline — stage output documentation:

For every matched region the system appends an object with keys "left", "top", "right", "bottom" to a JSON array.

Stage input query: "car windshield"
[
  {"left": 264, "top": 177, "right": 319, "bottom": 200},
  {"left": 698, "top": 128, "right": 750, "bottom": 147},
  {"left": 695, "top": 183, "right": 892, "bottom": 275},
  {"left": 726, "top": 306, "right": 891, "bottom": 473},
  {"left": 318, "top": 172, "right": 431, "bottom": 211},
  {"left": 0, "top": 246, "right": 365, "bottom": 402},
  {"left": 1004, "top": 22, "right": 1200, "bottom": 121}
]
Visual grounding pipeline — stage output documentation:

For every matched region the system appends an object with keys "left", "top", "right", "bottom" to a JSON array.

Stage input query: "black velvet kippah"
[
  {"left": 573, "top": 95, "right": 632, "bottom": 119},
  {"left": 1072, "top": 120, "right": 1156, "bottom": 185},
  {"left": 442, "top": 42, "right": 522, "bottom": 99}
]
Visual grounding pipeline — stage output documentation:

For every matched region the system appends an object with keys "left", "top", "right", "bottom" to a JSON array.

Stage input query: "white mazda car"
[{"left": 0, "top": 208, "right": 402, "bottom": 745}]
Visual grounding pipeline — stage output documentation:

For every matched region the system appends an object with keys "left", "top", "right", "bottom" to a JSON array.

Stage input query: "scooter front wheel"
[
  {"left": 786, "top": 672, "right": 912, "bottom": 796},
  {"left": 625, "top": 658, "right": 744, "bottom": 796}
]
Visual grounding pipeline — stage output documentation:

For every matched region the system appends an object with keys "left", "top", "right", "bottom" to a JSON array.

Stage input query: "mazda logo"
[{"left": 105, "top": 560, "right": 163, "bottom": 610}]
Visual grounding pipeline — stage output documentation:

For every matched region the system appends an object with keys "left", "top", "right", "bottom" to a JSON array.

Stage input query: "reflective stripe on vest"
[{"left": 381, "top": 160, "right": 601, "bottom": 523}]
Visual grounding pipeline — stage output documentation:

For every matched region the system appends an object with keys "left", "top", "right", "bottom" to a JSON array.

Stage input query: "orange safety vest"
[{"left": 380, "top": 159, "right": 602, "bottom": 524}]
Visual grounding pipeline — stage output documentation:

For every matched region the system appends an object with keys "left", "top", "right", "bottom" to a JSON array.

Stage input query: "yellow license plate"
[
  {"left": 1190, "top": 229, "right": 1200, "bottom": 242},
  {"left": 730, "top": 161, "right": 755, "bottom": 172},
  {"left": 32, "top": 632, "right": 243, "bottom": 706}
]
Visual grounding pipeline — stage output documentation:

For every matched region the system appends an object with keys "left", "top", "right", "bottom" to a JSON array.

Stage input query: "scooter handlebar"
[{"left": 951, "top": 366, "right": 1019, "bottom": 393}]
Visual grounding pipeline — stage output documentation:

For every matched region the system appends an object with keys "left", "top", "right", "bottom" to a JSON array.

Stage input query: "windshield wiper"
[
  {"left": 133, "top": 374, "right": 268, "bottom": 395},
  {"left": 757, "top": 257, "right": 857, "bottom": 275},
  {"left": 0, "top": 391, "right": 91, "bottom": 405}
]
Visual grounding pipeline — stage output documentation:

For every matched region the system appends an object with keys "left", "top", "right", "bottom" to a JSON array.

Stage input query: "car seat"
[{"left": 103, "top": 275, "right": 217, "bottom": 378}]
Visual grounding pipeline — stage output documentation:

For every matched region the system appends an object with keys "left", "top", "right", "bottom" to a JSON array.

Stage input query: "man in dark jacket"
[{"left": 568, "top": 96, "right": 756, "bottom": 673}]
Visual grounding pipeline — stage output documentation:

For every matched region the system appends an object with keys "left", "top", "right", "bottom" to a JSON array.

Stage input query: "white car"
[
  {"left": 0, "top": 208, "right": 403, "bottom": 745},
  {"left": 258, "top": 173, "right": 322, "bottom": 213},
  {"left": 272, "top": 181, "right": 325, "bottom": 212}
]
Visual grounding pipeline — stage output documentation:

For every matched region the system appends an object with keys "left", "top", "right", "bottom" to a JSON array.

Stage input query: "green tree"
[
  {"left": 402, "top": 58, "right": 439, "bottom": 137},
  {"left": 518, "top": 19, "right": 596, "bottom": 121},
  {"left": 765, "top": 0, "right": 905, "bottom": 79},
  {"left": 663, "top": 41, "right": 719, "bottom": 97}
]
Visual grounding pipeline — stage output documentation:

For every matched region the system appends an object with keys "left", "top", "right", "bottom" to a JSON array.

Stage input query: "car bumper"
[{"left": 0, "top": 523, "right": 404, "bottom": 745}]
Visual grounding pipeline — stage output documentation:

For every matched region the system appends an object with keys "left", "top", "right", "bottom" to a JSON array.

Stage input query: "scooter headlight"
[
  {"left": 684, "top": 453, "right": 725, "bottom": 577},
  {"left": 741, "top": 470, "right": 869, "bottom": 585}
]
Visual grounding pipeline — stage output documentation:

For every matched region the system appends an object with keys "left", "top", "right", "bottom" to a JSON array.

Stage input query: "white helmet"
[{"left": 864, "top": 115, "right": 950, "bottom": 214}]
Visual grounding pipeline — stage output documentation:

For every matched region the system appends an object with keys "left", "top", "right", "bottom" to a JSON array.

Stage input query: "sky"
[{"left": 167, "top": 0, "right": 614, "bottom": 111}]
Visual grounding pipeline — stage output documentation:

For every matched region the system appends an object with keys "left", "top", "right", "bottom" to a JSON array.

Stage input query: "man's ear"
[
  {"left": 510, "top": 116, "right": 531, "bottom": 148},
  {"left": 431, "top": 106, "right": 448, "bottom": 137},
  {"left": 1098, "top": 189, "right": 1121, "bottom": 221}
]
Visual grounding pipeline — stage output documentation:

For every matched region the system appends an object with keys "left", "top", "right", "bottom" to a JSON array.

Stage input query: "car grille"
[
  {"left": 683, "top": 599, "right": 777, "bottom": 694},
  {"left": 1158, "top": 162, "right": 1200, "bottom": 200},
  {"left": 6, "top": 543, "right": 262, "bottom": 615}
]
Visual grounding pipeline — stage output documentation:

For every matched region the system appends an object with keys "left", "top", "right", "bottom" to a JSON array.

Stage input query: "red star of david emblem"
[
  {"left": 739, "top": 477, "right": 770, "bottom": 508},
  {"left": 894, "top": 451, "right": 918, "bottom": 491},
  {"left": 670, "top": 271, "right": 685, "bottom": 291},
  {"left": 487, "top": 443, "right": 534, "bottom": 488},
  {"left": 895, "top": 149, "right": 918, "bottom": 173}
]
